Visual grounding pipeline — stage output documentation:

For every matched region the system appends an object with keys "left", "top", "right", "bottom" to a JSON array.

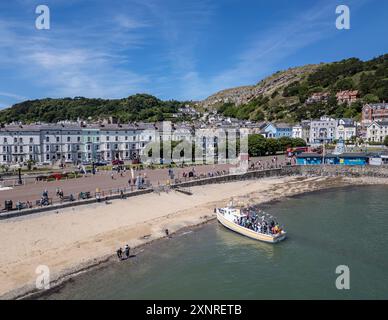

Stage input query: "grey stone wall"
[
  {"left": 298, "top": 165, "right": 388, "bottom": 178},
  {"left": 3, "top": 165, "right": 387, "bottom": 220}
]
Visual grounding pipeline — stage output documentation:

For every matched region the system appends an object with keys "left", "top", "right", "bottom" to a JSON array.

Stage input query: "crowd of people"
[
  {"left": 234, "top": 211, "right": 283, "bottom": 235},
  {"left": 249, "top": 156, "right": 289, "bottom": 171}
]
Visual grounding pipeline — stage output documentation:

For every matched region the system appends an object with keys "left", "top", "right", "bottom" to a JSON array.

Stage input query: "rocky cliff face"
[{"left": 201, "top": 64, "right": 322, "bottom": 108}]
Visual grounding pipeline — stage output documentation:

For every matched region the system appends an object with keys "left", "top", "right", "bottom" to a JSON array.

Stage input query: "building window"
[
  {"left": 14, "top": 137, "right": 17, "bottom": 143},
  {"left": 67, "top": 136, "right": 71, "bottom": 142},
  {"left": 56, "top": 137, "right": 60, "bottom": 142},
  {"left": 77, "top": 137, "right": 81, "bottom": 142},
  {"left": 46, "top": 137, "right": 49, "bottom": 142},
  {"left": 30, "top": 137, "right": 33, "bottom": 143},
  {"left": 115, "top": 136, "right": 118, "bottom": 142},
  {"left": 3, "top": 138, "right": 7, "bottom": 143}
]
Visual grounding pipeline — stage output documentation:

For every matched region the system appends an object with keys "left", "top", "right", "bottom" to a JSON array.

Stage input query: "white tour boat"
[{"left": 216, "top": 204, "right": 286, "bottom": 243}]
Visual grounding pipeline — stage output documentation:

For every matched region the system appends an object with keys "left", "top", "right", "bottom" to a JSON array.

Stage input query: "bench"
[
  {"left": 62, "top": 195, "right": 75, "bottom": 202},
  {"left": 78, "top": 192, "right": 91, "bottom": 200},
  {"left": 35, "top": 198, "right": 52, "bottom": 206}
]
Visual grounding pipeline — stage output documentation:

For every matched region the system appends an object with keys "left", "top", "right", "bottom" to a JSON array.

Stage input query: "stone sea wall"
[
  {"left": 2, "top": 165, "right": 387, "bottom": 220},
  {"left": 298, "top": 165, "right": 388, "bottom": 178}
]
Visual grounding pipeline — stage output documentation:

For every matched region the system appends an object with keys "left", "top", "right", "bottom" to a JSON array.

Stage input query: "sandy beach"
[{"left": 0, "top": 175, "right": 387, "bottom": 299}]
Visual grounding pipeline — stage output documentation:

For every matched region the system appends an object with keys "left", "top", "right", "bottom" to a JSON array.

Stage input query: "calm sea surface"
[{"left": 42, "top": 186, "right": 388, "bottom": 299}]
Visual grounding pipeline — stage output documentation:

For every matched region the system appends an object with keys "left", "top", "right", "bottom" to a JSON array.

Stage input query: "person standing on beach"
[
  {"left": 125, "top": 244, "right": 130, "bottom": 258},
  {"left": 117, "top": 248, "right": 123, "bottom": 260}
]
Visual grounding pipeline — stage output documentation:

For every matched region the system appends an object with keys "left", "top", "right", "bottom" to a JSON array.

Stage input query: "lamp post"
[{"left": 18, "top": 167, "right": 22, "bottom": 185}]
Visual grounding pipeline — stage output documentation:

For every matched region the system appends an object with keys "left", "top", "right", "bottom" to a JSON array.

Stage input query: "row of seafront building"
[
  {"left": 0, "top": 119, "right": 297, "bottom": 165},
  {"left": 292, "top": 103, "right": 388, "bottom": 144},
  {"left": 1, "top": 102, "right": 388, "bottom": 165},
  {"left": 0, "top": 120, "right": 250, "bottom": 165},
  {"left": 0, "top": 122, "right": 157, "bottom": 165}
]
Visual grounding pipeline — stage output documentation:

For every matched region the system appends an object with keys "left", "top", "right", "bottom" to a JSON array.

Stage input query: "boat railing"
[{"left": 232, "top": 220, "right": 284, "bottom": 236}]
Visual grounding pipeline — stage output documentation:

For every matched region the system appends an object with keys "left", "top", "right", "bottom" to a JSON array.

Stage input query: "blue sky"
[{"left": 0, "top": 0, "right": 387, "bottom": 108}]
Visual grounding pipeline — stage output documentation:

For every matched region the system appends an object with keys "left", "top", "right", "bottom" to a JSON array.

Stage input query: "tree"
[
  {"left": 278, "top": 137, "right": 294, "bottom": 151},
  {"left": 266, "top": 138, "right": 280, "bottom": 155},
  {"left": 334, "top": 77, "right": 355, "bottom": 91},
  {"left": 26, "top": 159, "right": 36, "bottom": 171},
  {"left": 248, "top": 134, "right": 267, "bottom": 157},
  {"left": 292, "top": 138, "right": 307, "bottom": 147},
  {"left": 362, "top": 93, "right": 380, "bottom": 104},
  {"left": 384, "top": 136, "right": 388, "bottom": 147}
]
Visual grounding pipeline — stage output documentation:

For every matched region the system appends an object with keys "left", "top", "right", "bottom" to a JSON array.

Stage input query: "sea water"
[{"left": 42, "top": 186, "right": 388, "bottom": 299}]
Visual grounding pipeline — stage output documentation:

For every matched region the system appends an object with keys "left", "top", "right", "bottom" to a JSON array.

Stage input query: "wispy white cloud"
[
  {"left": 139, "top": 0, "right": 217, "bottom": 100},
  {"left": 203, "top": 0, "right": 375, "bottom": 97},
  {"left": 0, "top": 2, "right": 153, "bottom": 103},
  {"left": 156, "top": 0, "right": 374, "bottom": 100},
  {"left": 200, "top": 1, "right": 338, "bottom": 96},
  {"left": 0, "top": 0, "right": 380, "bottom": 107},
  {"left": 115, "top": 14, "right": 151, "bottom": 29},
  {"left": 0, "top": 91, "right": 27, "bottom": 101}
]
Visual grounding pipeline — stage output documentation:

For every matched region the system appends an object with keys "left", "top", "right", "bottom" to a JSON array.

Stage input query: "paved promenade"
[{"left": 0, "top": 155, "right": 287, "bottom": 210}]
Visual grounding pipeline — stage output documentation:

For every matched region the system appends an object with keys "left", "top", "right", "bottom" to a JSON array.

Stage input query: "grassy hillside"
[
  {"left": 0, "top": 94, "right": 186, "bottom": 124},
  {"left": 1, "top": 55, "right": 387, "bottom": 125},
  {"left": 207, "top": 54, "right": 388, "bottom": 122}
]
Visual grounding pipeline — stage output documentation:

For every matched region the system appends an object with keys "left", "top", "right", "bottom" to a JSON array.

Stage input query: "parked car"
[
  {"left": 112, "top": 159, "right": 124, "bottom": 165},
  {"left": 94, "top": 161, "right": 108, "bottom": 167}
]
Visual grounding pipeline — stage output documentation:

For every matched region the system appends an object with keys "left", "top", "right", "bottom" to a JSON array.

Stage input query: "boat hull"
[{"left": 217, "top": 212, "right": 286, "bottom": 243}]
